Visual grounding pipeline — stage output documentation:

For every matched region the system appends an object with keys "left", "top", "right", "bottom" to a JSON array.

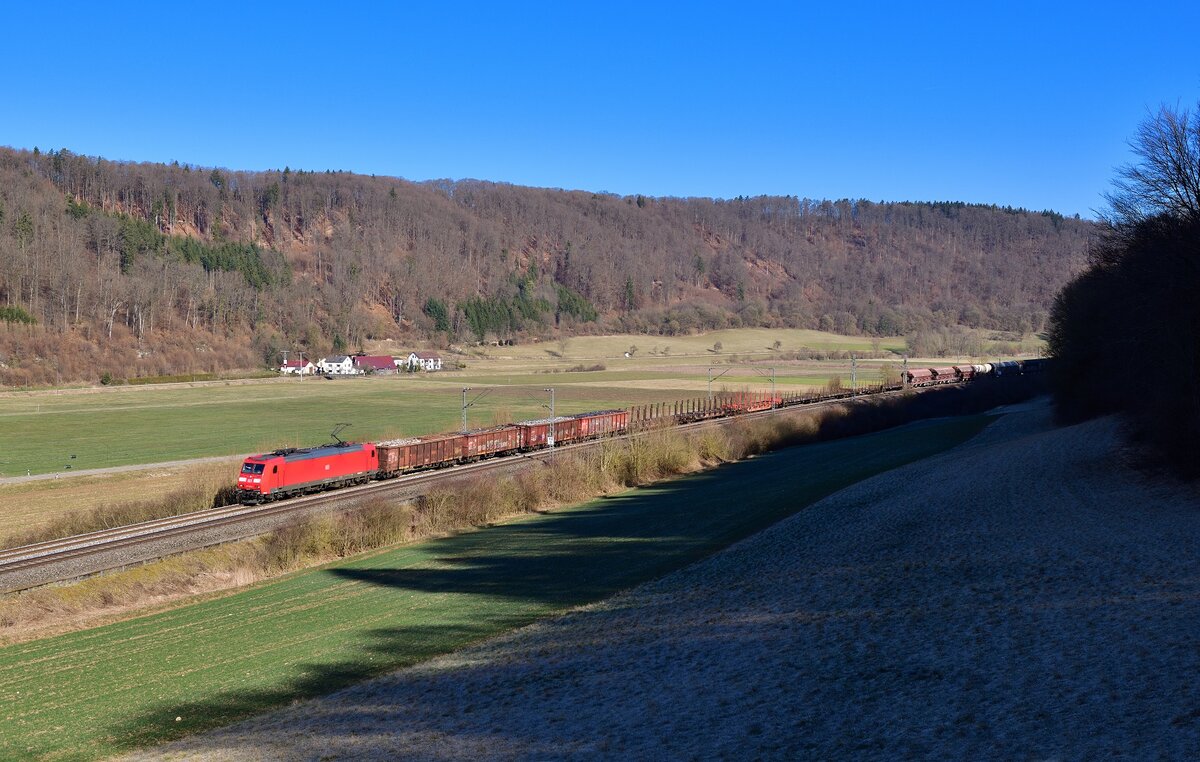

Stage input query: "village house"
[
  {"left": 279, "top": 359, "right": 316, "bottom": 375},
  {"left": 353, "top": 355, "right": 399, "bottom": 375},
  {"left": 405, "top": 351, "right": 443, "bottom": 371},
  {"left": 317, "top": 355, "right": 357, "bottom": 375}
]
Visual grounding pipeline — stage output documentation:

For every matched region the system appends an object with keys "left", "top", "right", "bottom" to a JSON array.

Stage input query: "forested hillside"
[{"left": 0, "top": 146, "right": 1092, "bottom": 385}]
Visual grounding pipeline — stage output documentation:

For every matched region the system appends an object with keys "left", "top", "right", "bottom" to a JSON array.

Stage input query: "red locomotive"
[{"left": 237, "top": 441, "right": 378, "bottom": 503}]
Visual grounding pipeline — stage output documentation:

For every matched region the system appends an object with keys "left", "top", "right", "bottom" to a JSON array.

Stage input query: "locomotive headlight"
[{"left": 253, "top": 478, "right": 261, "bottom": 484}]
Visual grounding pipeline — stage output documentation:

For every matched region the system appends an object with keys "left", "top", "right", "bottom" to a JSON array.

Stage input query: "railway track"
[{"left": 0, "top": 388, "right": 908, "bottom": 594}]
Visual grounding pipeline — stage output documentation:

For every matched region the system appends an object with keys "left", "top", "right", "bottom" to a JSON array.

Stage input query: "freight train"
[
  {"left": 237, "top": 410, "right": 629, "bottom": 503},
  {"left": 901, "top": 357, "right": 1047, "bottom": 387},
  {"left": 237, "top": 358, "right": 1048, "bottom": 504},
  {"left": 902, "top": 364, "right": 987, "bottom": 387}
]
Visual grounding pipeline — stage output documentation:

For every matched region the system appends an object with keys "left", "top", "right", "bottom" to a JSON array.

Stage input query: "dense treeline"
[
  {"left": 0, "top": 145, "right": 1091, "bottom": 385},
  {"left": 1048, "top": 104, "right": 1200, "bottom": 477}
]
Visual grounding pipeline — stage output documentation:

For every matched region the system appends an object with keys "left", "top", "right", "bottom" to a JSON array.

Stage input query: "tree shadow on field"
[
  {"left": 104, "top": 621, "right": 513, "bottom": 754},
  {"left": 101, "top": 453, "right": 808, "bottom": 755},
  {"left": 99, "top": 418, "right": 991, "bottom": 757}
]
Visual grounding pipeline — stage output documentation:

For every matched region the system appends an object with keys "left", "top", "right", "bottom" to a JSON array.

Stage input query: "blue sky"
[{"left": 2, "top": 1, "right": 1197, "bottom": 218}]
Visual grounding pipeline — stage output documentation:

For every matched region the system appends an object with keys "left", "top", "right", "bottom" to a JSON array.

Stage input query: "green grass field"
[
  {"left": 0, "top": 414, "right": 992, "bottom": 760},
  {"left": 0, "top": 379, "right": 695, "bottom": 477},
  {"left": 0, "top": 370, "right": 867, "bottom": 478},
  {"left": 0, "top": 325, "right": 1042, "bottom": 479}
]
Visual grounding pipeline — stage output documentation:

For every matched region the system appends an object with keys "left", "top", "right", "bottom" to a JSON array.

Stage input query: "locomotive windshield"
[{"left": 241, "top": 462, "right": 265, "bottom": 475}]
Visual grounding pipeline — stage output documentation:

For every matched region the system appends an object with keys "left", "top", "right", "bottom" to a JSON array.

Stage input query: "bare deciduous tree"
[{"left": 1105, "top": 102, "right": 1200, "bottom": 226}]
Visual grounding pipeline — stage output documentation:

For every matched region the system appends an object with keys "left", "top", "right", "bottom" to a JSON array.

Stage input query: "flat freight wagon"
[{"left": 721, "top": 392, "right": 781, "bottom": 414}]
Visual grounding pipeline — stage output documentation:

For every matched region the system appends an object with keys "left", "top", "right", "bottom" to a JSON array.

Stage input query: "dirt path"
[{"left": 127, "top": 399, "right": 1200, "bottom": 759}]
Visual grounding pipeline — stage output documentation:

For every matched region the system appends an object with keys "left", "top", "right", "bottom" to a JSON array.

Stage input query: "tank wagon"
[{"left": 985, "top": 359, "right": 1049, "bottom": 377}]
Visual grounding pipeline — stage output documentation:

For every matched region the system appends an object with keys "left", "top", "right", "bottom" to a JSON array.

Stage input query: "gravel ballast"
[{"left": 127, "top": 400, "right": 1200, "bottom": 759}]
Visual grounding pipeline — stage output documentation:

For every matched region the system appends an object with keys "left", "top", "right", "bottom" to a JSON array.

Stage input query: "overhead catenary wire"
[{"left": 461, "top": 387, "right": 493, "bottom": 432}]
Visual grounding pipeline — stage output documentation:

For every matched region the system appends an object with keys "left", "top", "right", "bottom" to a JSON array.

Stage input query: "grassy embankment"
[
  {"left": 0, "top": 462, "right": 235, "bottom": 548},
  {"left": 0, "top": 412, "right": 993, "bottom": 761}
]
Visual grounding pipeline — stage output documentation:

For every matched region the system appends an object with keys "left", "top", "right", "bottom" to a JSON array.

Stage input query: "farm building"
[
  {"left": 279, "top": 359, "right": 316, "bottom": 375},
  {"left": 353, "top": 355, "right": 399, "bottom": 374},
  {"left": 406, "top": 352, "right": 443, "bottom": 371},
  {"left": 317, "top": 355, "right": 357, "bottom": 375}
]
